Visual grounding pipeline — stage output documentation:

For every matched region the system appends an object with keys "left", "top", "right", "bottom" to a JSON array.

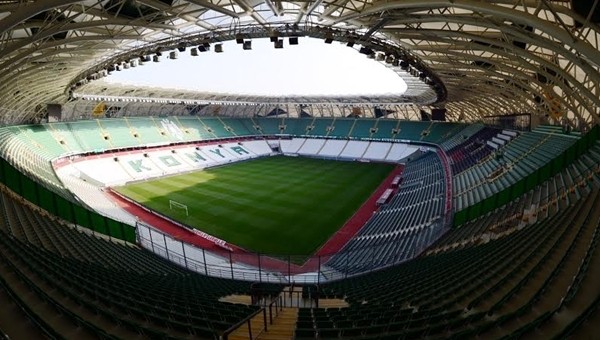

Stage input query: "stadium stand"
[
  {"left": 445, "top": 127, "right": 502, "bottom": 174},
  {"left": 453, "top": 128, "right": 578, "bottom": 211},
  {"left": 430, "top": 140, "right": 600, "bottom": 252},
  {"left": 59, "top": 140, "right": 272, "bottom": 187},
  {"left": 317, "top": 139, "right": 347, "bottom": 158},
  {"left": 57, "top": 169, "right": 137, "bottom": 224},
  {"left": 0, "top": 117, "right": 598, "bottom": 339},
  {"left": 361, "top": 142, "right": 392, "bottom": 160},
  {"left": 255, "top": 118, "right": 282, "bottom": 135},
  {"left": 1, "top": 1, "right": 599, "bottom": 337},
  {"left": 297, "top": 138, "right": 326, "bottom": 156},
  {"left": 300, "top": 182, "right": 600, "bottom": 339},
  {"left": 307, "top": 118, "right": 332, "bottom": 137},
  {"left": 328, "top": 118, "right": 354, "bottom": 137},
  {"left": 338, "top": 140, "right": 369, "bottom": 159},
  {"left": 0, "top": 184, "right": 270, "bottom": 339},
  {"left": 0, "top": 128, "right": 73, "bottom": 201},
  {"left": 325, "top": 151, "right": 446, "bottom": 274}
]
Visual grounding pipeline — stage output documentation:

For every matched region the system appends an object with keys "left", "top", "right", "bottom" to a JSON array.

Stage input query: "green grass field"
[{"left": 115, "top": 156, "right": 394, "bottom": 257}]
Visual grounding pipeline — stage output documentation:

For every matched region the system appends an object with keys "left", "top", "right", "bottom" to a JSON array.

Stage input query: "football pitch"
[{"left": 115, "top": 156, "right": 394, "bottom": 257}]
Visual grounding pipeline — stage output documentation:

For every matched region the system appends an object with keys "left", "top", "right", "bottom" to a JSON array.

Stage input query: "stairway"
[{"left": 257, "top": 308, "right": 298, "bottom": 340}]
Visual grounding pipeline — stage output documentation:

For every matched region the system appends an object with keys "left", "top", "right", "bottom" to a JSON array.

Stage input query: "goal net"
[{"left": 169, "top": 200, "right": 188, "bottom": 217}]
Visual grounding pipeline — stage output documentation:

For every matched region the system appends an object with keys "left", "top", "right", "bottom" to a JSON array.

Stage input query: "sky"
[{"left": 105, "top": 37, "right": 407, "bottom": 96}]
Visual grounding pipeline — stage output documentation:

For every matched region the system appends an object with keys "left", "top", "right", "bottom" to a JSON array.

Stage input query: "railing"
[
  {"left": 436, "top": 148, "right": 454, "bottom": 229},
  {"left": 222, "top": 296, "right": 284, "bottom": 340},
  {"left": 136, "top": 219, "right": 447, "bottom": 284}
]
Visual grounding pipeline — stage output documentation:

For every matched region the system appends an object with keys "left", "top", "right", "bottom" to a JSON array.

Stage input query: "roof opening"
[{"left": 105, "top": 37, "right": 407, "bottom": 97}]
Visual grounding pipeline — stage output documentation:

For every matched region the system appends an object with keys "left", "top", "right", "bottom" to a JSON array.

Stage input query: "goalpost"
[{"left": 169, "top": 200, "right": 188, "bottom": 217}]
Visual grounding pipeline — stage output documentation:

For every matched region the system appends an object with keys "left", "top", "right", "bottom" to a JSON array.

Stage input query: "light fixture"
[
  {"left": 214, "top": 44, "right": 223, "bottom": 53},
  {"left": 359, "top": 47, "right": 373, "bottom": 55},
  {"left": 243, "top": 40, "right": 252, "bottom": 50},
  {"left": 190, "top": 48, "right": 198, "bottom": 56},
  {"left": 274, "top": 39, "right": 283, "bottom": 49},
  {"left": 289, "top": 37, "right": 299, "bottom": 45}
]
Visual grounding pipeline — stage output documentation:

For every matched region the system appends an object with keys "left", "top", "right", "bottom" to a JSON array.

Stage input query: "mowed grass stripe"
[{"left": 116, "top": 156, "right": 394, "bottom": 257}]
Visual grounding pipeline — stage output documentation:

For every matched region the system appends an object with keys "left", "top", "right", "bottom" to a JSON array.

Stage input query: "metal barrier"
[
  {"left": 136, "top": 220, "right": 444, "bottom": 284},
  {"left": 222, "top": 296, "right": 283, "bottom": 340}
]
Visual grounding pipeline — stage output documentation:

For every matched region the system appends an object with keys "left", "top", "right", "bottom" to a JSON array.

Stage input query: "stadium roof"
[{"left": 0, "top": 1, "right": 599, "bottom": 127}]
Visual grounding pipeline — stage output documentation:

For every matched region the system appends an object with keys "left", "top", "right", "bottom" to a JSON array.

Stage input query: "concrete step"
[{"left": 257, "top": 308, "right": 298, "bottom": 340}]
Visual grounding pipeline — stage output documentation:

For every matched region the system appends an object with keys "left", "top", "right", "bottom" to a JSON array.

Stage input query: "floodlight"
[
  {"left": 214, "top": 44, "right": 223, "bottom": 53},
  {"left": 169, "top": 51, "right": 178, "bottom": 59},
  {"left": 346, "top": 36, "right": 356, "bottom": 47},
  {"left": 235, "top": 34, "right": 244, "bottom": 44},
  {"left": 274, "top": 39, "right": 283, "bottom": 49},
  {"left": 243, "top": 40, "right": 252, "bottom": 50},
  {"left": 289, "top": 37, "right": 299, "bottom": 45},
  {"left": 190, "top": 48, "right": 198, "bottom": 56},
  {"left": 359, "top": 47, "right": 373, "bottom": 55}
]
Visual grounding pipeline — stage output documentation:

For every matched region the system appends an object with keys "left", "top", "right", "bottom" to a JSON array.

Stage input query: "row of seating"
[
  {"left": 429, "top": 140, "right": 600, "bottom": 253},
  {"left": 0, "top": 128, "right": 74, "bottom": 200},
  {"left": 1, "top": 118, "right": 467, "bottom": 162},
  {"left": 438, "top": 123, "right": 486, "bottom": 151},
  {"left": 0, "top": 185, "right": 277, "bottom": 339},
  {"left": 297, "top": 179, "right": 600, "bottom": 339},
  {"left": 325, "top": 152, "right": 447, "bottom": 274},
  {"left": 61, "top": 139, "right": 273, "bottom": 187},
  {"left": 446, "top": 127, "right": 502, "bottom": 175},
  {"left": 452, "top": 129, "right": 577, "bottom": 210},
  {"left": 284, "top": 138, "right": 420, "bottom": 162}
]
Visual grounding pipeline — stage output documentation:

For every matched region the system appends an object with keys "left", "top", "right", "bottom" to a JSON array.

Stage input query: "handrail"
[
  {"left": 222, "top": 294, "right": 282, "bottom": 340},
  {"left": 222, "top": 307, "right": 263, "bottom": 340}
]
